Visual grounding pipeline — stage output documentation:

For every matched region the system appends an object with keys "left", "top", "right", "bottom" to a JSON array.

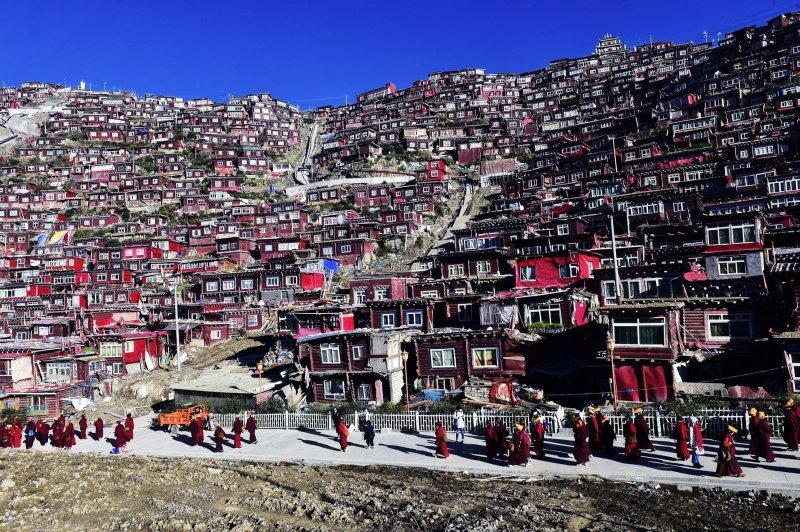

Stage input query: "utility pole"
[
  {"left": 174, "top": 280, "right": 181, "bottom": 372},
  {"left": 610, "top": 213, "right": 624, "bottom": 303},
  {"left": 611, "top": 136, "right": 619, "bottom": 173}
]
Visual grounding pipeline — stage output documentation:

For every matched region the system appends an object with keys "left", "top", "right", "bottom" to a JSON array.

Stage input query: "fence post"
[
  {"left": 415, "top": 411, "right": 420, "bottom": 432},
  {"left": 328, "top": 414, "right": 333, "bottom": 431},
  {"left": 655, "top": 410, "right": 661, "bottom": 438},
  {"left": 284, "top": 410, "right": 289, "bottom": 430},
  {"left": 472, "top": 411, "right": 478, "bottom": 433}
]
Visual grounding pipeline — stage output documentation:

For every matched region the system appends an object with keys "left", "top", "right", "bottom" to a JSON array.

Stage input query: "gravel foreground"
[{"left": 1, "top": 451, "right": 798, "bottom": 531}]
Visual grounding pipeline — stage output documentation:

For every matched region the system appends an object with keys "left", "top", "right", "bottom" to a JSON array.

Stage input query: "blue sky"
[{"left": 1, "top": 0, "right": 798, "bottom": 107}]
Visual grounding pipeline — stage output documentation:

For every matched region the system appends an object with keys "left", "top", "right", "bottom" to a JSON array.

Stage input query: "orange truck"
[{"left": 159, "top": 404, "right": 208, "bottom": 434}]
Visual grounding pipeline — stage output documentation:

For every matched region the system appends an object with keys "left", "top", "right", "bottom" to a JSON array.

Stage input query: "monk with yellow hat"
[
  {"left": 531, "top": 416, "right": 546, "bottom": 458},
  {"left": 716, "top": 425, "right": 745, "bottom": 478},
  {"left": 783, "top": 398, "right": 800, "bottom": 451},
  {"left": 753, "top": 412, "right": 776, "bottom": 462},
  {"left": 748, "top": 407, "right": 759, "bottom": 457},
  {"left": 634, "top": 408, "right": 655, "bottom": 452}
]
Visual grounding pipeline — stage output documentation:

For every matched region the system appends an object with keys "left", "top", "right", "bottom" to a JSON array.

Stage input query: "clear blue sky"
[{"left": 1, "top": 0, "right": 798, "bottom": 107}]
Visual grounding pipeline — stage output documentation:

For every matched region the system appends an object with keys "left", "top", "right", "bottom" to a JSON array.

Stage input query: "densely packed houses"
[{"left": 3, "top": 13, "right": 800, "bottom": 416}]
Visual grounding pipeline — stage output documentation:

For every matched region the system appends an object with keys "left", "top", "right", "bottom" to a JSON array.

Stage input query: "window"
[
  {"left": 613, "top": 317, "right": 666, "bottom": 346},
  {"left": 352, "top": 345, "right": 364, "bottom": 360},
  {"left": 205, "top": 281, "right": 219, "bottom": 292},
  {"left": 708, "top": 313, "right": 752, "bottom": 339},
  {"left": 406, "top": 310, "right": 424, "bottom": 327},
  {"left": 457, "top": 303, "right": 473, "bottom": 322},
  {"left": 324, "top": 379, "right": 345, "bottom": 400},
  {"left": 472, "top": 347, "right": 498, "bottom": 368},
  {"left": 356, "top": 383, "right": 371, "bottom": 401},
  {"left": 124, "top": 340, "right": 135, "bottom": 353},
  {"left": 241, "top": 279, "right": 254, "bottom": 290},
  {"left": 99, "top": 343, "right": 122, "bottom": 358},
  {"left": 266, "top": 276, "right": 280, "bottom": 287},
  {"left": 559, "top": 263, "right": 579, "bottom": 278},
  {"left": 374, "top": 286, "right": 388, "bottom": 301},
  {"left": 673, "top": 201, "right": 686, "bottom": 212},
  {"left": 341, "top": 244, "right": 352, "bottom": 253},
  {"left": 525, "top": 303, "right": 562, "bottom": 325},
  {"left": 519, "top": 266, "right": 536, "bottom": 281},
  {"left": 211, "top": 330, "right": 222, "bottom": 340},
  {"left": 247, "top": 314, "right": 259, "bottom": 327},
  {"left": 447, "top": 264, "right": 465, "bottom": 277},
  {"left": 353, "top": 288, "right": 367, "bottom": 305},
  {"left": 718, "top": 256, "right": 746, "bottom": 276},
  {"left": 557, "top": 224, "right": 569, "bottom": 236},
  {"left": 476, "top": 261, "right": 491, "bottom": 274},
  {"left": 222, "top": 280, "right": 235, "bottom": 291},
  {"left": 112, "top": 363, "right": 123, "bottom": 375},
  {"left": 381, "top": 312, "right": 396, "bottom": 328},
  {"left": 435, "top": 377, "right": 454, "bottom": 391},
  {"left": 286, "top": 275, "right": 299, "bottom": 287},
  {"left": 322, "top": 246, "right": 333, "bottom": 257},
  {"left": 430, "top": 348, "right": 456, "bottom": 368},
  {"left": 705, "top": 222, "right": 756, "bottom": 245},
  {"left": 754, "top": 145, "right": 775, "bottom": 156},
  {"left": 420, "top": 290, "right": 439, "bottom": 298},
  {"left": 46, "top": 362, "right": 71, "bottom": 382},
  {"left": 320, "top": 343, "right": 341, "bottom": 364}
]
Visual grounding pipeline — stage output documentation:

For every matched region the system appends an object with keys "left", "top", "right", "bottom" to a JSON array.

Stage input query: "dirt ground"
[{"left": 0, "top": 451, "right": 798, "bottom": 531}]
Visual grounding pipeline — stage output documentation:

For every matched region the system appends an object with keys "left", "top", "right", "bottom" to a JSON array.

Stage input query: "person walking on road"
[
  {"left": 586, "top": 408, "right": 600, "bottom": 455},
  {"left": 634, "top": 408, "right": 655, "bottom": 452},
  {"left": 453, "top": 408, "right": 466, "bottom": 443},
  {"left": 573, "top": 417, "right": 590, "bottom": 466},
  {"left": 623, "top": 415, "right": 641, "bottom": 460},
  {"left": 600, "top": 417, "right": 616, "bottom": 457},
  {"left": 531, "top": 416, "right": 546, "bottom": 458},
  {"left": 124, "top": 413, "right": 135, "bottom": 441},
  {"left": 93, "top": 417, "right": 104, "bottom": 441},
  {"left": 114, "top": 420, "right": 128, "bottom": 454},
  {"left": 783, "top": 399, "right": 799, "bottom": 451},
  {"left": 363, "top": 420, "right": 375, "bottom": 449},
  {"left": 754, "top": 411, "right": 776, "bottom": 463},
  {"left": 24, "top": 420, "right": 36, "bottom": 449},
  {"left": 485, "top": 421, "right": 497, "bottom": 460},
  {"left": 674, "top": 419, "right": 690, "bottom": 461},
  {"left": 336, "top": 419, "right": 349, "bottom": 452},
  {"left": 214, "top": 424, "right": 226, "bottom": 453},
  {"left": 434, "top": 420, "right": 449, "bottom": 458},
  {"left": 63, "top": 421, "right": 76, "bottom": 451},
  {"left": 245, "top": 413, "right": 258, "bottom": 444},
  {"left": 687, "top": 415, "right": 704, "bottom": 469},
  {"left": 748, "top": 407, "right": 758, "bottom": 457},
  {"left": 232, "top": 415, "right": 243, "bottom": 448},
  {"left": 716, "top": 425, "right": 745, "bottom": 478},
  {"left": 79, "top": 415, "right": 88, "bottom": 440}
]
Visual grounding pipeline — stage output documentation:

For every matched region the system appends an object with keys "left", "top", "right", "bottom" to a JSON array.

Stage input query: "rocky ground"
[{"left": 1, "top": 451, "right": 798, "bottom": 531}]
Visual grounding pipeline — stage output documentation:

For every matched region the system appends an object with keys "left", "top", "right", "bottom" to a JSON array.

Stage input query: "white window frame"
[
  {"left": 381, "top": 312, "right": 396, "bottom": 328},
  {"left": 356, "top": 383, "right": 371, "bottom": 401},
  {"left": 430, "top": 348, "right": 456, "bottom": 368},
  {"left": 240, "top": 279, "right": 254, "bottom": 290},
  {"left": 352, "top": 345, "right": 364, "bottom": 360},
  {"left": 222, "top": 280, "right": 235, "bottom": 291},
  {"left": 708, "top": 313, "right": 752, "bottom": 340},
  {"left": 472, "top": 347, "right": 499, "bottom": 368},
  {"left": 324, "top": 379, "right": 345, "bottom": 400},
  {"left": 612, "top": 317, "right": 666, "bottom": 346},
  {"left": 405, "top": 310, "right": 424, "bottom": 327},
  {"left": 457, "top": 303, "right": 473, "bottom": 322},
  {"left": 320, "top": 343, "right": 341, "bottom": 364},
  {"left": 718, "top": 256, "right": 747, "bottom": 276}
]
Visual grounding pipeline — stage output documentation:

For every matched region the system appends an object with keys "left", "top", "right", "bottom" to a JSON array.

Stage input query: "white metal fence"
[
  {"left": 213, "top": 410, "right": 562, "bottom": 435},
  {"left": 599, "top": 410, "right": 784, "bottom": 439}
]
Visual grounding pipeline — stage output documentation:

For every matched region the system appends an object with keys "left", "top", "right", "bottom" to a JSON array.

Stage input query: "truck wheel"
[{"left": 170, "top": 424, "right": 178, "bottom": 436}]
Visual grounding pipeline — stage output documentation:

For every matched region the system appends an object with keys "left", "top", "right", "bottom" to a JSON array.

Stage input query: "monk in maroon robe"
[
  {"left": 114, "top": 421, "right": 128, "bottom": 452},
  {"left": 37, "top": 421, "right": 50, "bottom": 446},
  {"left": 10, "top": 422, "right": 21, "bottom": 448},
  {"left": 245, "top": 414, "right": 257, "bottom": 444},
  {"left": 52, "top": 422, "right": 64, "bottom": 448},
  {"left": 94, "top": 417, "right": 104, "bottom": 441},
  {"left": 213, "top": 425, "right": 226, "bottom": 452},
  {"left": 0, "top": 425, "right": 10, "bottom": 448},
  {"left": 508, "top": 424, "right": 531, "bottom": 466},
  {"left": 600, "top": 418, "right": 616, "bottom": 456},
  {"left": 783, "top": 399, "right": 800, "bottom": 451},
  {"left": 124, "top": 414, "right": 135, "bottom": 441},
  {"left": 573, "top": 418, "right": 590, "bottom": 465},
  {"left": 196, "top": 417, "right": 205, "bottom": 443},
  {"left": 754, "top": 412, "right": 775, "bottom": 462},
  {"left": 337, "top": 420, "right": 349, "bottom": 452},
  {"left": 484, "top": 422, "right": 497, "bottom": 460},
  {"left": 747, "top": 408, "right": 758, "bottom": 456},
  {"left": 586, "top": 411, "right": 600, "bottom": 455},
  {"left": 531, "top": 417, "right": 546, "bottom": 458},
  {"left": 674, "top": 419, "right": 690, "bottom": 460},
  {"left": 434, "top": 421, "right": 449, "bottom": 458},
  {"left": 79, "top": 415, "right": 88, "bottom": 439},
  {"left": 623, "top": 416, "right": 640, "bottom": 460},
  {"left": 494, "top": 419, "right": 508, "bottom": 457},
  {"left": 24, "top": 420, "right": 36, "bottom": 449},
  {"left": 634, "top": 410, "right": 655, "bottom": 451},
  {"left": 716, "top": 426, "right": 745, "bottom": 477},
  {"left": 232, "top": 415, "right": 243, "bottom": 448},
  {"left": 63, "top": 422, "right": 76, "bottom": 451}
]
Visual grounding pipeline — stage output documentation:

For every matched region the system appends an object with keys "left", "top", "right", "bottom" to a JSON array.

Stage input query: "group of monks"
[
  {"left": 189, "top": 413, "right": 259, "bottom": 452},
  {"left": 0, "top": 412, "right": 135, "bottom": 453}
]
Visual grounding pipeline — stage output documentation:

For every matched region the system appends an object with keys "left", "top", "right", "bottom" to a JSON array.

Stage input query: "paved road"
[{"left": 22, "top": 415, "right": 800, "bottom": 495}]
